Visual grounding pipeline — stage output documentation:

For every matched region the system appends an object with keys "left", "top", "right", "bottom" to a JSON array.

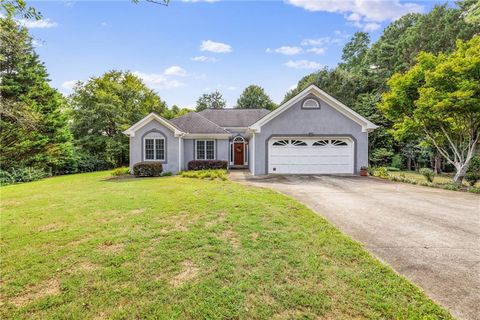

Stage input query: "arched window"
[
  {"left": 233, "top": 136, "right": 245, "bottom": 143},
  {"left": 302, "top": 98, "right": 320, "bottom": 109},
  {"left": 290, "top": 140, "right": 307, "bottom": 146}
]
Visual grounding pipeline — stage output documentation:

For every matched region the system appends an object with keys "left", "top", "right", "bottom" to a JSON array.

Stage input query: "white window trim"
[
  {"left": 143, "top": 137, "right": 165, "bottom": 161},
  {"left": 195, "top": 139, "right": 216, "bottom": 160},
  {"left": 302, "top": 98, "right": 320, "bottom": 109}
]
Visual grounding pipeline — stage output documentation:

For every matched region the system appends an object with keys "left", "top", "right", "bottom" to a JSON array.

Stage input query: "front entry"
[{"left": 234, "top": 143, "right": 244, "bottom": 165}]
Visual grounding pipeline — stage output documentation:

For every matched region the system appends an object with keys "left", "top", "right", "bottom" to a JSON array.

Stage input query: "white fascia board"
[
  {"left": 123, "top": 113, "right": 183, "bottom": 137},
  {"left": 183, "top": 133, "right": 232, "bottom": 139}
]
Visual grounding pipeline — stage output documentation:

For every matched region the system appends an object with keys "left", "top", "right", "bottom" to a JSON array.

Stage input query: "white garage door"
[{"left": 268, "top": 137, "right": 354, "bottom": 174}]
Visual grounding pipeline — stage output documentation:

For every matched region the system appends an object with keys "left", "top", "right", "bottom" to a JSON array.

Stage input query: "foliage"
[
  {"left": 236, "top": 85, "right": 276, "bottom": 110},
  {"left": 339, "top": 32, "right": 370, "bottom": 72},
  {"left": 468, "top": 186, "right": 480, "bottom": 193},
  {"left": 386, "top": 167, "right": 400, "bottom": 172},
  {"left": 0, "top": 16, "right": 74, "bottom": 174},
  {"left": 442, "top": 183, "right": 461, "bottom": 191},
  {"left": 162, "top": 105, "right": 192, "bottom": 119},
  {"left": 380, "top": 36, "right": 480, "bottom": 184},
  {"left": 464, "top": 172, "right": 479, "bottom": 187},
  {"left": 0, "top": 0, "right": 41, "bottom": 19},
  {"left": 69, "top": 71, "right": 166, "bottom": 167},
  {"left": 133, "top": 161, "right": 163, "bottom": 177},
  {"left": 372, "top": 167, "right": 389, "bottom": 178},
  {"left": 0, "top": 170, "right": 14, "bottom": 186},
  {"left": 195, "top": 90, "right": 226, "bottom": 111},
  {"left": 161, "top": 171, "right": 173, "bottom": 177},
  {"left": 187, "top": 160, "right": 228, "bottom": 171},
  {"left": 0, "top": 167, "right": 49, "bottom": 185},
  {"left": 419, "top": 168, "right": 435, "bottom": 182},
  {"left": 390, "top": 154, "right": 404, "bottom": 169},
  {"left": 180, "top": 169, "right": 227, "bottom": 181},
  {"left": 111, "top": 167, "right": 130, "bottom": 176},
  {"left": 370, "top": 148, "right": 394, "bottom": 166},
  {"left": 458, "top": 0, "right": 480, "bottom": 24}
]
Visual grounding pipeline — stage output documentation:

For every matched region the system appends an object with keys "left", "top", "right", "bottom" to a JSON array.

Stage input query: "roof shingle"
[{"left": 198, "top": 109, "right": 270, "bottom": 127}]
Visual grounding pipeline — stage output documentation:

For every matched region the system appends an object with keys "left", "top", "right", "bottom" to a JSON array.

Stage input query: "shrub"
[
  {"left": 9, "top": 167, "right": 49, "bottom": 183},
  {"left": 442, "top": 183, "right": 461, "bottom": 191},
  {"left": 0, "top": 170, "right": 14, "bottom": 186},
  {"left": 390, "top": 154, "right": 403, "bottom": 169},
  {"left": 370, "top": 148, "right": 394, "bottom": 166},
  {"left": 386, "top": 167, "right": 400, "bottom": 172},
  {"left": 419, "top": 168, "right": 435, "bottom": 182},
  {"left": 468, "top": 186, "right": 480, "bottom": 194},
  {"left": 161, "top": 171, "right": 173, "bottom": 177},
  {"left": 180, "top": 169, "right": 227, "bottom": 181},
  {"left": 188, "top": 160, "right": 228, "bottom": 171},
  {"left": 366, "top": 166, "right": 375, "bottom": 175},
  {"left": 133, "top": 162, "right": 163, "bottom": 177},
  {"left": 465, "top": 172, "right": 479, "bottom": 187},
  {"left": 372, "top": 167, "right": 389, "bottom": 179},
  {"left": 111, "top": 167, "right": 130, "bottom": 176}
]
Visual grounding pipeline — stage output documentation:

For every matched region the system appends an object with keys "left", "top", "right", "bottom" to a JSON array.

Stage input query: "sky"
[{"left": 24, "top": 0, "right": 440, "bottom": 109}]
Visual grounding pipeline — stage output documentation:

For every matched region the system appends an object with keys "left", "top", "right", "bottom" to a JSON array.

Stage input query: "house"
[{"left": 123, "top": 85, "right": 377, "bottom": 175}]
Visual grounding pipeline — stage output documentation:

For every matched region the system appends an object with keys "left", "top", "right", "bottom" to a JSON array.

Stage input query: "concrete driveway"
[{"left": 231, "top": 172, "right": 480, "bottom": 320}]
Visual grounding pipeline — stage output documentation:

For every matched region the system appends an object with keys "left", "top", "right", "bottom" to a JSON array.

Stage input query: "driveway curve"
[{"left": 231, "top": 172, "right": 480, "bottom": 320}]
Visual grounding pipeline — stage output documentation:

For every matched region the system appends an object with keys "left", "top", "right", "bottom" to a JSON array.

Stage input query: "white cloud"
[
  {"left": 164, "top": 65, "right": 187, "bottom": 77},
  {"left": 200, "top": 40, "right": 232, "bottom": 53},
  {"left": 100, "top": 22, "right": 108, "bottom": 27},
  {"left": 266, "top": 46, "right": 303, "bottom": 55},
  {"left": 284, "top": 60, "right": 322, "bottom": 69},
  {"left": 19, "top": 18, "right": 58, "bottom": 29},
  {"left": 286, "top": 0, "right": 423, "bottom": 22},
  {"left": 360, "top": 22, "right": 381, "bottom": 32},
  {"left": 306, "top": 47, "right": 325, "bottom": 55},
  {"left": 191, "top": 55, "right": 217, "bottom": 62},
  {"left": 32, "top": 39, "right": 44, "bottom": 47},
  {"left": 61, "top": 80, "right": 78, "bottom": 92},
  {"left": 133, "top": 71, "right": 184, "bottom": 90}
]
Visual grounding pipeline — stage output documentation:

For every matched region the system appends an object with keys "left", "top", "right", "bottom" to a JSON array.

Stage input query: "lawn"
[{"left": 0, "top": 171, "right": 452, "bottom": 319}]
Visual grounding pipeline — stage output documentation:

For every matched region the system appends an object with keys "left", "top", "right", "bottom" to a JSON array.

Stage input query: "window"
[
  {"left": 302, "top": 98, "right": 320, "bottom": 109},
  {"left": 196, "top": 140, "right": 215, "bottom": 160},
  {"left": 144, "top": 134, "right": 165, "bottom": 161},
  {"left": 290, "top": 139, "right": 307, "bottom": 146},
  {"left": 313, "top": 140, "right": 329, "bottom": 146},
  {"left": 273, "top": 139, "right": 307, "bottom": 146},
  {"left": 331, "top": 139, "right": 348, "bottom": 146},
  {"left": 272, "top": 139, "right": 289, "bottom": 146}
]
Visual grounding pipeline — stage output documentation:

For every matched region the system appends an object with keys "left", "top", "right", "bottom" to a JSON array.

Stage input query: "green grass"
[
  {"left": 0, "top": 171, "right": 452, "bottom": 319},
  {"left": 180, "top": 169, "right": 228, "bottom": 180}
]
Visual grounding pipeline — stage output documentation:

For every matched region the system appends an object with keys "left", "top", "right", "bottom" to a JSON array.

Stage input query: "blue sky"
[{"left": 25, "top": 0, "right": 439, "bottom": 108}]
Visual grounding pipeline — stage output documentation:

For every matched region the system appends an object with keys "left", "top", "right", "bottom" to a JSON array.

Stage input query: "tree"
[
  {"left": 379, "top": 36, "right": 480, "bottom": 184},
  {"left": 70, "top": 71, "right": 167, "bottom": 167},
  {"left": 163, "top": 104, "right": 192, "bottom": 119},
  {"left": 0, "top": 16, "right": 73, "bottom": 173},
  {"left": 195, "top": 90, "right": 226, "bottom": 111},
  {"left": 1, "top": 0, "right": 41, "bottom": 19},
  {"left": 340, "top": 32, "right": 370, "bottom": 72},
  {"left": 458, "top": 0, "right": 480, "bottom": 24},
  {"left": 236, "top": 85, "right": 276, "bottom": 110}
]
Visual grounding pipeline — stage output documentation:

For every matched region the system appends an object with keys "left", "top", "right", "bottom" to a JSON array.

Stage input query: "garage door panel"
[{"left": 268, "top": 137, "right": 354, "bottom": 174}]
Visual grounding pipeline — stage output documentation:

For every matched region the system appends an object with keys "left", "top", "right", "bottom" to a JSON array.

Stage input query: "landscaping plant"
[
  {"left": 419, "top": 168, "right": 435, "bottom": 183},
  {"left": 133, "top": 162, "right": 163, "bottom": 177}
]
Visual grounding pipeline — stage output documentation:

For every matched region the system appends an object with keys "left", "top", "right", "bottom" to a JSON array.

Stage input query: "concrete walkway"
[{"left": 230, "top": 171, "right": 480, "bottom": 320}]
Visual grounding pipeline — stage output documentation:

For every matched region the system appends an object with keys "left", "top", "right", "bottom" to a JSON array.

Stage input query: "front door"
[{"left": 234, "top": 143, "right": 244, "bottom": 165}]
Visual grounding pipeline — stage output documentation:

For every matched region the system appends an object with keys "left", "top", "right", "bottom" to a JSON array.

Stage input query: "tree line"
[{"left": 1, "top": 1, "right": 479, "bottom": 185}]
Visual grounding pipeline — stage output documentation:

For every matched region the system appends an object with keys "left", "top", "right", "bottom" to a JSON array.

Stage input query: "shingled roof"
[
  {"left": 169, "top": 112, "right": 229, "bottom": 134},
  {"left": 198, "top": 109, "right": 270, "bottom": 127}
]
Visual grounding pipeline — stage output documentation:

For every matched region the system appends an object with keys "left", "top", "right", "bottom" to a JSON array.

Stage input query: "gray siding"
[
  {"left": 253, "top": 93, "right": 368, "bottom": 175},
  {"left": 130, "top": 120, "right": 180, "bottom": 173},
  {"left": 183, "top": 139, "right": 229, "bottom": 169}
]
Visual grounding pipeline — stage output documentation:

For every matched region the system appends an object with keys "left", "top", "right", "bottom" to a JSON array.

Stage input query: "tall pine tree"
[{"left": 0, "top": 16, "right": 73, "bottom": 173}]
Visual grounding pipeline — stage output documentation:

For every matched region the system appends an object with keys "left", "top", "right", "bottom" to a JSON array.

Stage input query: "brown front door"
[{"left": 234, "top": 143, "right": 244, "bottom": 165}]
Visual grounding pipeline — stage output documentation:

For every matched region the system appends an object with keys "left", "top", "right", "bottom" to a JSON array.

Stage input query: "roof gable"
[
  {"left": 123, "top": 112, "right": 183, "bottom": 137},
  {"left": 249, "top": 85, "right": 378, "bottom": 132}
]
